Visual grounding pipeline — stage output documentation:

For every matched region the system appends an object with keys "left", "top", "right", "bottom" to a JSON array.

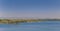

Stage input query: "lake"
[{"left": 0, "top": 21, "right": 60, "bottom": 31}]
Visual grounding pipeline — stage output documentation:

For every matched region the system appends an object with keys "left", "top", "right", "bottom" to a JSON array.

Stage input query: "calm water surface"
[{"left": 0, "top": 21, "right": 60, "bottom": 31}]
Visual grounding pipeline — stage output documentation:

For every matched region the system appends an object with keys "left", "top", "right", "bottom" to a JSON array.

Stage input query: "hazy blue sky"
[{"left": 0, "top": 0, "right": 60, "bottom": 18}]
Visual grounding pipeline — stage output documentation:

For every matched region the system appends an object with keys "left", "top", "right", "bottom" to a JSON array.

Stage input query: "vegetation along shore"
[{"left": 0, "top": 18, "right": 60, "bottom": 24}]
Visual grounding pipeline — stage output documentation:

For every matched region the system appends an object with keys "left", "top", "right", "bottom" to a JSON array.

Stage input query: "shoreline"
[{"left": 0, "top": 19, "right": 60, "bottom": 24}]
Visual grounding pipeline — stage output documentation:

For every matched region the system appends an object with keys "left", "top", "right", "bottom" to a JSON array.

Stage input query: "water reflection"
[{"left": 0, "top": 21, "right": 60, "bottom": 31}]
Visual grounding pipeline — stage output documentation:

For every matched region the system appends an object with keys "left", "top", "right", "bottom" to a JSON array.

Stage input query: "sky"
[{"left": 0, "top": 0, "right": 60, "bottom": 18}]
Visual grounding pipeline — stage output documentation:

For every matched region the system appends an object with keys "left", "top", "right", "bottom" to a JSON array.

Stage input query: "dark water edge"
[
  {"left": 0, "top": 21, "right": 60, "bottom": 28},
  {"left": 0, "top": 21, "right": 60, "bottom": 31}
]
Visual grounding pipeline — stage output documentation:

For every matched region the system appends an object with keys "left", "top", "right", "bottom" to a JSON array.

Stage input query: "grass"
[
  {"left": 0, "top": 18, "right": 60, "bottom": 24},
  {"left": 0, "top": 19, "right": 40, "bottom": 24}
]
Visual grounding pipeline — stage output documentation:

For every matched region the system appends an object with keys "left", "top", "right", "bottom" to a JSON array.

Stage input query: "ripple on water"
[{"left": 0, "top": 21, "right": 60, "bottom": 31}]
